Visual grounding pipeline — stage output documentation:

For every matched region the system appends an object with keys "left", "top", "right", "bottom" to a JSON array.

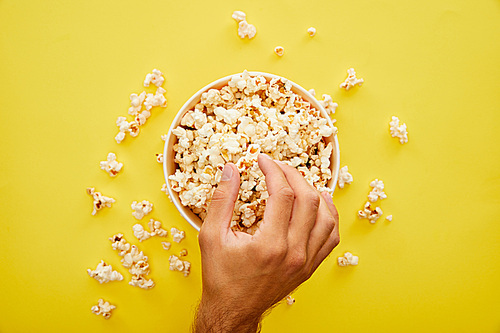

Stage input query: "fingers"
[
  {"left": 257, "top": 154, "right": 294, "bottom": 238},
  {"left": 306, "top": 192, "right": 339, "bottom": 264},
  {"left": 275, "top": 162, "right": 320, "bottom": 251},
  {"left": 311, "top": 192, "right": 340, "bottom": 271},
  {"left": 203, "top": 163, "right": 240, "bottom": 237}
]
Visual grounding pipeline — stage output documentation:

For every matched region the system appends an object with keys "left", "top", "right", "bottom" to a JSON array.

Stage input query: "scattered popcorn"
[
  {"left": 233, "top": 11, "right": 256, "bottom": 39},
  {"left": 169, "top": 71, "right": 337, "bottom": 233},
  {"left": 231, "top": 10, "right": 246, "bottom": 23},
  {"left": 286, "top": 295, "right": 295, "bottom": 305},
  {"left": 307, "top": 27, "right": 316, "bottom": 37},
  {"left": 133, "top": 219, "right": 168, "bottom": 242},
  {"left": 99, "top": 152, "right": 123, "bottom": 177},
  {"left": 115, "top": 116, "right": 140, "bottom": 143},
  {"left": 144, "top": 87, "right": 168, "bottom": 111},
  {"left": 86, "top": 187, "right": 115, "bottom": 215},
  {"left": 308, "top": 89, "right": 316, "bottom": 97},
  {"left": 319, "top": 94, "right": 338, "bottom": 115},
  {"left": 368, "top": 179, "right": 387, "bottom": 203},
  {"left": 161, "top": 242, "right": 171, "bottom": 250},
  {"left": 274, "top": 46, "right": 284, "bottom": 57},
  {"left": 161, "top": 134, "right": 168, "bottom": 141},
  {"left": 338, "top": 252, "right": 359, "bottom": 267},
  {"left": 386, "top": 215, "right": 393, "bottom": 222},
  {"left": 169, "top": 255, "right": 191, "bottom": 277},
  {"left": 339, "top": 68, "right": 364, "bottom": 90},
  {"left": 171, "top": 227, "right": 185, "bottom": 243},
  {"left": 109, "top": 234, "right": 155, "bottom": 289},
  {"left": 128, "top": 92, "right": 146, "bottom": 116},
  {"left": 389, "top": 116, "right": 408, "bottom": 144},
  {"left": 337, "top": 166, "right": 353, "bottom": 189},
  {"left": 358, "top": 201, "right": 383, "bottom": 224},
  {"left": 143, "top": 69, "right": 165, "bottom": 88},
  {"left": 156, "top": 153, "right": 163, "bottom": 163},
  {"left": 87, "top": 260, "right": 123, "bottom": 284},
  {"left": 179, "top": 249, "right": 188, "bottom": 257},
  {"left": 91, "top": 299, "right": 116, "bottom": 319},
  {"left": 131, "top": 200, "right": 153, "bottom": 220}
]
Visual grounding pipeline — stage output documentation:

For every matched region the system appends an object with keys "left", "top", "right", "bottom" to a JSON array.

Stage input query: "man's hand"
[{"left": 194, "top": 154, "right": 340, "bottom": 333}]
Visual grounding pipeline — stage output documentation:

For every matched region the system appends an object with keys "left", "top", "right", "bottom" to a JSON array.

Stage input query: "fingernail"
[
  {"left": 221, "top": 164, "right": 233, "bottom": 181},
  {"left": 260, "top": 153, "right": 271, "bottom": 160}
]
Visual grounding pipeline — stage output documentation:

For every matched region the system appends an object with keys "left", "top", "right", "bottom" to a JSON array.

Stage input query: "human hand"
[{"left": 194, "top": 154, "right": 340, "bottom": 333}]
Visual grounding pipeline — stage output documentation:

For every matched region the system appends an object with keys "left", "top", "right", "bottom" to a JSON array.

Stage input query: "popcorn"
[
  {"left": 358, "top": 201, "right": 383, "bottom": 224},
  {"left": 319, "top": 94, "right": 338, "bottom": 115},
  {"left": 161, "top": 134, "right": 168, "bottom": 141},
  {"left": 169, "top": 71, "right": 336, "bottom": 233},
  {"left": 144, "top": 87, "right": 167, "bottom": 110},
  {"left": 128, "top": 92, "right": 146, "bottom": 116},
  {"left": 307, "top": 27, "right": 316, "bottom": 37},
  {"left": 308, "top": 89, "right": 316, "bottom": 97},
  {"left": 337, "top": 166, "right": 353, "bottom": 189},
  {"left": 156, "top": 153, "right": 163, "bottom": 164},
  {"left": 86, "top": 187, "right": 115, "bottom": 215},
  {"left": 169, "top": 255, "right": 191, "bottom": 277},
  {"left": 337, "top": 252, "right": 359, "bottom": 267},
  {"left": 171, "top": 227, "right": 185, "bottom": 243},
  {"left": 133, "top": 219, "right": 168, "bottom": 242},
  {"left": 109, "top": 234, "right": 155, "bottom": 289},
  {"left": 131, "top": 200, "right": 153, "bottom": 220},
  {"left": 389, "top": 116, "right": 408, "bottom": 144},
  {"left": 115, "top": 116, "right": 140, "bottom": 143},
  {"left": 386, "top": 215, "right": 393, "bottom": 222},
  {"left": 143, "top": 69, "right": 165, "bottom": 88},
  {"left": 233, "top": 11, "right": 256, "bottom": 39},
  {"left": 91, "top": 299, "right": 116, "bottom": 319},
  {"left": 232, "top": 10, "right": 246, "bottom": 22},
  {"left": 161, "top": 242, "right": 171, "bottom": 250},
  {"left": 339, "top": 68, "right": 364, "bottom": 90},
  {"left": 368, "top": 179, "right": 387, "bottom": 203},
  {"left": 100, "top": 152, "right": 123, "bottom": 177},
  {"left": 179, "top": 249, "right": 188, "bottom": 257},
  {"left": 87, "top": 260, "right": 123, "bottom": 284},
  {"left": 286, "top": 295, "right": 295, "bottom": 305},
  {"left": 274, "top": 46, "right": 284, "bottom": 57}
]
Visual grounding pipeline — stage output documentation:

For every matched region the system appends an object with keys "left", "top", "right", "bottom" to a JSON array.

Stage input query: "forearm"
[{"left": 193, "top": 296, "right": 262, "bottom": 333}]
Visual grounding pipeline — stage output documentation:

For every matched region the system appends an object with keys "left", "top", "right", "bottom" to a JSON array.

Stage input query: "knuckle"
[
  {"left": 323, "top": 215, "right": 336, "bottom": 233},
  {"left": 287, "top": 252, "right": 307, "bottom": 271},
  {"left": 304, "top": 191, "right": 320, "bottom": 209},
  {"left": 279, "top": 186, "right": 295, "bottom": 203},
  {"left": 264, "top": 242, "right": 287, "bottom": 263},
  {"left": 209, "top": 188, "right": 226, "bottom": 206}
]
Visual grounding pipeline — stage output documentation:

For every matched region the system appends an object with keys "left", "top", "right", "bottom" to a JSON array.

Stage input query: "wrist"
[{"left": 193, "top": 294, "right": 262, "bottom": 333}]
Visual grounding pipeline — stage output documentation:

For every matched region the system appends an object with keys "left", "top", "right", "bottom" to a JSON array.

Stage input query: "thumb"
[{"left": 203, "top": 163, "right": 240, "bottom": 234}]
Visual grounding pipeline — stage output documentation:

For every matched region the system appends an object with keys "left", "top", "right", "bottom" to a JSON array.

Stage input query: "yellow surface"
[{"left": 1, "top": 0, "right": 499, "bottom": 332}]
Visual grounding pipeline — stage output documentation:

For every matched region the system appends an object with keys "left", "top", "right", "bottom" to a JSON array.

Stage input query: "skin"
[{"left": 193, "top": 154, "right": 340, "bottom": 333}]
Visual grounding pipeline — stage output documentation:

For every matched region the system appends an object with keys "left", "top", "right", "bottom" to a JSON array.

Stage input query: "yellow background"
[{"left": 1, "top": 0, "right": 499, "bottom": 332}]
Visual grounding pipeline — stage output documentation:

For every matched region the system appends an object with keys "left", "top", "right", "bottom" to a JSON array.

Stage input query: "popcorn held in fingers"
[
  {"left": 109, "top": 234, "right": 155, "bottom": 289},
  {"left": 308, "top": 88, "right": 316, "bottom": 97},
  {"left": 143, "top": 69, "right": 165, "bottom": 88},
  {"left": 274, "top": 46, "right": 284, "bottom": 57},
  {"left": 91, "top": 299, "right": 116, "bottom": 319},
  {"left": 358, "top": 201, "right": 383, "bottom": 224},
  {"left": 87, "top": 260, "right": 123, "bottom": 284},
  {"left": 171, "top": 227, "right": 185, "bottom": 243},
  {"left": 389, "top": 116, "right": 408, "bottom": 144},
  {"left": 169, "top": 71, "right": 337, "bottom": 233},
  {"left": 161, "top": 242, "right": 171, "bottom": 250},
  {"left": 338, "top": 252, "right": 359, "bottom": 267},
  {"left": 339, "top": 68, "right": 364, "bottom": 90},
  {"left": 169, "top": 255, "right": 191, "bottom": 277},
  {"left": 156, "top": 153, "right": 163, "bottom": 164},
  {"left": 338, "top": 166, "right": 353, "bottom": 189},
  {"left": 307, "top": 27, "right": 316, "bottom": 37},
  {"left": 233, "top": 11, "right": 256, "bottom": 39},
  {"left": 86, "top": 188, "right": 115, "bottom": 215},
  {"left": 133, "top": 219, "right": 168, "bottom": 242},
  {"left": 286, "top": 295, "right": 295, "bottom": 305},
  {"left": 319, "top": 94, "right": 338, "bottom": 115},
  {"left": 131, "top": 200, "right": 153, "bottom": 220},
  {"left": 368, "top": 179, "right": 387, "bottom": 203},
  {"left": 100, "top": 152, "right": 123, "bottom": 177},
  {"left": 386, "top": 215, "right": 393, "bottom": 222}
]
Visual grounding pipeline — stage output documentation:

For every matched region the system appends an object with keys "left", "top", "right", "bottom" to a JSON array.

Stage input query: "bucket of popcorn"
[{"left": 163, "top": 71, "right": 340, "bottom": 233}]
